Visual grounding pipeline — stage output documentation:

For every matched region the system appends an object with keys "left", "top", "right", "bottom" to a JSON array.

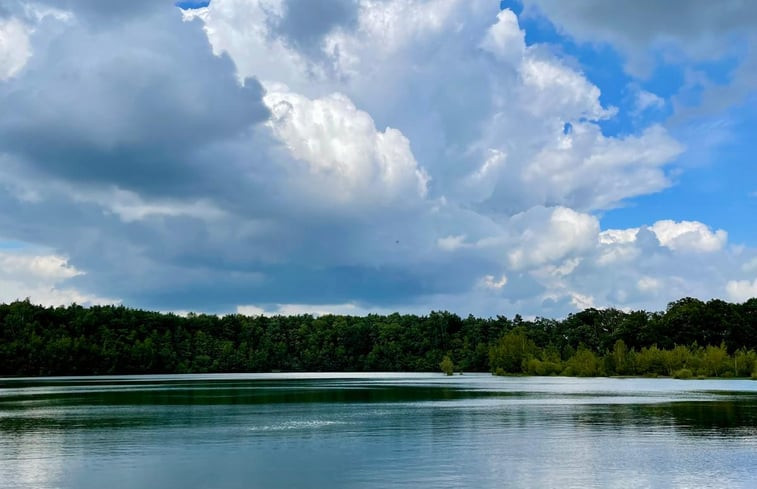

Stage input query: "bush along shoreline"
[
  {"left": 0, "top": 298, "right": 756, "bottom": 378},
  {"left": 490, "top": 332, "right": 757, "bottom": 378}
]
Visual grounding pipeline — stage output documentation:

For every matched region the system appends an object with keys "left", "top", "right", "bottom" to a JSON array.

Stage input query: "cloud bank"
[{"left": 0, "top": 0, "right": 754, "bottom": 316}]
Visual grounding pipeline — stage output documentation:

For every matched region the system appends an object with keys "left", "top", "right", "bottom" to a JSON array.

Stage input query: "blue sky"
[
  {"left": 505, "top": 0, "right": 757, "bottom": 244},
  {"left": 0, "top": 0, "right": 756, "bottom": 317}
]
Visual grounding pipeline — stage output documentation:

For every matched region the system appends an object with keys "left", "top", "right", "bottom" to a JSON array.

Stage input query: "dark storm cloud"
[
  {"left": 0, "top": 1, "right": 291, "bottom": 309},
  {"left": 275, "top": 0, "right": 358, "bottom": 50},
  {"left": 0, "top": 8, "right": 268, "bottom": 197},
  {"left": 0, "top": 182, "right": 465, "bottom": 313},
  {"left": 523, "top": 0, "right": 757, "bottom": 41},
  {"left": 2, "top": 0, "right": 169, "bottom": 25},
  {"left": 36, "top": 0, "right": 167, "bottom": 20},
  {"left": 128, "top": 264, "right": 430, "bottom": 313},
  {"left": 521, "top": 0, "right": 757, "bottom": 69}
]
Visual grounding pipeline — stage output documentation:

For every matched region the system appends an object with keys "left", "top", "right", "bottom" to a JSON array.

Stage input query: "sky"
[{"left": 0, "top": 0, "right": 756, "bottom": 318}]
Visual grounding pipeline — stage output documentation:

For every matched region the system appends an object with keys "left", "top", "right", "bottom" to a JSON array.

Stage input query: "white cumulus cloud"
[
  {"left": 726, "top": 279, "right": 757, "bottom": 303},
  {"left": 0, "top": 17, "right": 31, "bottom": 80},
  {"left": 481, "top": 274, "right": 508, "bottom": 290},
  {"left": 263, "top": 87, "right": 429, "bottom": 209},
  {"left": 237, "top": 301, "right": 394, "bottom": 317},
  {"left": 0, "top": 248, "right": 116, "bottom": 306},
  {"left": 508, "top": 206, "right": 599, "bottom": 269},
  {"left": 650, "top": 220, "right": 727, "bottom": 252},
  {"left": 480, "top": 9, "right": 525, "bottom": 64}
]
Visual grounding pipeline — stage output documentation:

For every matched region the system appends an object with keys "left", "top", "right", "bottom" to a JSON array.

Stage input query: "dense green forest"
[{"left": 1, "top": 298, "right": 756, "bottom": 378}]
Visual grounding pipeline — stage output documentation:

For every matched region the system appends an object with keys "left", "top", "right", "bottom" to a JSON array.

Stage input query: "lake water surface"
[{"left": 1, "top": 373, "right": 756, "bottom": 488}]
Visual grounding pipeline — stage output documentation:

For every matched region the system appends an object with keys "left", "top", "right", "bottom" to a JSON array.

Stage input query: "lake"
[{"left": 1, "top": 373, "right": 756, "bottom": 488}]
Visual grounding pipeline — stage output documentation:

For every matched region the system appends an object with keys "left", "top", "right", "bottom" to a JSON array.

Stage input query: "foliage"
[
  {"left": 566, "top": 346, "right": 601, "bottom": 377},
  {"left": 0, "top": 297, "right": 756, "bottom": 377},
  {"left": 439, "top": 355, "right": 454, "bottom": 376},
  {"left": 673, "top": 368, "right": 693, "bottom": 379},
  {"left": 489, "top": 328, "right": 537, "bottom": 374}
]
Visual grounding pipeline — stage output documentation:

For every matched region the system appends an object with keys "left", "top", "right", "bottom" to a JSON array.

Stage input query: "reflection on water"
[{"left": 1, "top": 374, "right": 756, "bottom": 488}]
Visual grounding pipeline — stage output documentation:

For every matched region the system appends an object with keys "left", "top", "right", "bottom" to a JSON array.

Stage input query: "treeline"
[
  {"left": 0, "top": 297, "right": 755, "bottom": 377},
  {"left": 490, "top": 332, "right": 757, "bottom": 378}
]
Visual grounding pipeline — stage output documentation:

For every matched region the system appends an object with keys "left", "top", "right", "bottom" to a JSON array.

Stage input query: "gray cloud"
[
  {"left": 0, "top": 9, "right": 267, "bottom": 198},
  {"left": 35, "top": 0, "right": 165, "bottom": 21},
  {"left": 523, "top": 0, "right": 757, "bottom": 41},
  {"left": 521, "top": 0, "right": 757, "bottom": 75},
  {"left": 276, "top": 0, "right": 358, "bottom": 50}
]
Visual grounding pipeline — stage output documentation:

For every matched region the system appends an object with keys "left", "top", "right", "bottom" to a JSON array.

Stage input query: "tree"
[
  {"left": 439, "top": 355, "right": 454, "bottom": 376},
  {"left": 489, "top": 329, "right": 538, "bottom": 374},
  {"left": 566, "top": 346, "right": 600, "bottom": 377},
  {"left": 702, "top": 343, "right": 729, "bottom": 376},
  {"left": 610, "top": 339, "right": 629, "bottom": 375}
]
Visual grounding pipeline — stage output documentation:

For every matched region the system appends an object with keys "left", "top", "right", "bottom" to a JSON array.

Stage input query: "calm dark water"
[{"left": 1, "top": 373, "right": 756, "bottom": 488}]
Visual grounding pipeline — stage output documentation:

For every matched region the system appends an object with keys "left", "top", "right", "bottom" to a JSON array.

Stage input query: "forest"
[{"left": 0, "top": 297, "right": 756, "bottom": 378}]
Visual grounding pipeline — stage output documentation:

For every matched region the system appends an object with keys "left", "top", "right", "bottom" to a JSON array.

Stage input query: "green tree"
[
  {"left": 489, "top": 329, "right": 537, "bottom": 374},
  {"left": 610, "top": 339, "right": 630, "bottom": 375},
  {"left": 566, "top": 346, "right": 600, "bottom": 377},
  {"left": 439, "top": 355, "right": 454, "bottom": 376},
  {"left": 702, "top": 343, "right": 729, "bottom": 376},
  {"left": 734, "top": 348, "right": 757, "bottom": 377}
]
